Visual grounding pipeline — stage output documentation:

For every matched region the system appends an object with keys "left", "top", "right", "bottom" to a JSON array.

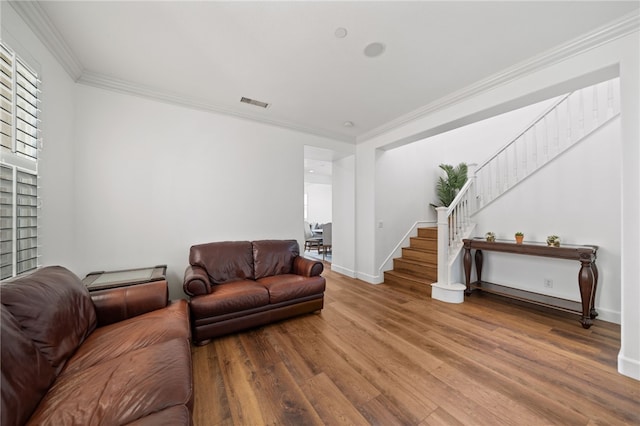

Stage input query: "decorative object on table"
[
  {"left": 515, "top": 232, "right": 524, "bottom": 244},
  {"left": 485, "top": 232, "right": 496, "bottom": 242},
  {"left": 430, "top": 162, "right": 468, "bottom": 208},
  {"left": 547, "top": 235, "right": 561, "bottom": 247}
]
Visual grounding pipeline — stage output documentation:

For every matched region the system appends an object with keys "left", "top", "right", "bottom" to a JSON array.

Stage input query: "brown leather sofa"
[
  {"left": 183, "top": 239, "right": 325, "bottom": 345},
  {"left": 1, "top": 266, "right": 193, "bottom": 426}
]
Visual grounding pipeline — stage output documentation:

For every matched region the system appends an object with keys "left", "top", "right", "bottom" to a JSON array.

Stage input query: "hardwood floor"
[{"left": 191, "top": 264, "right": 639, "bottom": 425}]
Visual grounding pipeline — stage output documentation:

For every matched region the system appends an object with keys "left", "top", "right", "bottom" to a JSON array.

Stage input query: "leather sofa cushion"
[
  {"left": 126, "top": 405, "right": 191, "bottom": 426},
  {"left": 252, "top": 239, "right": 299, "bottom": 280},
  {"left": 27, "top": 338, "right": 192, "bottom": 426},
  {"left": 61, "top": 300, "right": 190, "bottom": 376},
  {"left": 258, "top": 274, "right": 326, "bottom": 304},
  {"left": 1, "top": 306, "right": 57, "bottom": 426},
  {"left": 190, "top": 241, "right": 254, "bottom": 283},
  {"left": 190, "top": 280, "right": 269, "bottom": 318},
  {"left": 0, "top": 266, "right": 97, "bottom": 373}
]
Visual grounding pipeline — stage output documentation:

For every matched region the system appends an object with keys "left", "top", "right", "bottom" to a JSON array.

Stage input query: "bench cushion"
[
  {"left": 190, "top": 241, "right": 254, "bottom": 283},
  {"left": 252, "top": 239, "right": 299, "bottom": 279},
  {"left": 258, "top": 274, "right": 326, "bottom": 304},
  {"left": 189, "top": 280, "right": 269, "bottom": 318}
]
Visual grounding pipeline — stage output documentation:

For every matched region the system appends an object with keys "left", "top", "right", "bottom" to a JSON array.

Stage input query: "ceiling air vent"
[{"left": 240, "top": 97, "right": 270, "bottom": 109}]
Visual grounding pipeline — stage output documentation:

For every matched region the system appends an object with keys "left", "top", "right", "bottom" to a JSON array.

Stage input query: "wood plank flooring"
[{"left": 191, "top": 264, "right": 640, "bottom": 425}]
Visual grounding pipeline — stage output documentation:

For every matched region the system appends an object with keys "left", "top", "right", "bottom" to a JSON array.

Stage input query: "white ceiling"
[{"left": 8, "top": 1, "right": 640, "bottom": 144}]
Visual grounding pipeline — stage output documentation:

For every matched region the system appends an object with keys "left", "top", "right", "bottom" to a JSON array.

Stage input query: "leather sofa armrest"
[
  {"left": 183, "top": 265, "right": 212, "bottom": 297},
  {"left": 90, "top": 280, "right": 169, "bottom": 327},
  {"left": 293, "top": 256, "right": 324, "bottom": 277}
]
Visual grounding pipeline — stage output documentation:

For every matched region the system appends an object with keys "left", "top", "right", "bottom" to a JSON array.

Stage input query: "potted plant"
[
  {"left": 485, "top": 232, "right": 496, "bottom": 242},
  {"left": 515, "top": 232, "right": 524, "bottom": 244},
  {"left": 547, "top": 235, "right": 560, "bottom": 247},
  {"left": 430, "top": 163, "right": 468, "bottom": 208}
]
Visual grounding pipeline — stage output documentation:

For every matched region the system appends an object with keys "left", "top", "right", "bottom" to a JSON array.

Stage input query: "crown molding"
[
  {"left": 12, "top": 1, "right": 636, "bottom": 146},
  {"left": 77, "top": 71, "right": 355, "bottom": 143},
  {"left": 9, "top": 0, "right": 83, "bottom": 81},
  {"left": 357, "top": 10, "right": 640, "bottom": 144},
  {"left": 10, "top": 1, "right": 354, "bottom": 142}
]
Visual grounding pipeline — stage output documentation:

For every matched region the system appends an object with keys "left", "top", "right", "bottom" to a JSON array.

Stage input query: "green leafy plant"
[
  {"left": 515, "top": 232, "right": 524, "bottom": 236},
  {"left": 431, "top": 163, "right": 468, "bottom": 208}
]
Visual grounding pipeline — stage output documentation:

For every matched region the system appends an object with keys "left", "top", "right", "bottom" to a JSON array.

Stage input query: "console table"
[{"left": 462, "top": 238, "right": 598, "bottom": 328}]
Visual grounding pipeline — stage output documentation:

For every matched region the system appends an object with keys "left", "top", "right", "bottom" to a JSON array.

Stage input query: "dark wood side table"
[
  {"left": 462, "top": 238, "right": 598, "bottom": 328},
  {"left": 82, "top": 265, "right": 167, "bottom": 292}
]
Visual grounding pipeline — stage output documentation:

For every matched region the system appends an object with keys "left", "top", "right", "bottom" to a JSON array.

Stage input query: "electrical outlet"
[{"left": 544, "top": 278, "right": 553, "bottom": 288}]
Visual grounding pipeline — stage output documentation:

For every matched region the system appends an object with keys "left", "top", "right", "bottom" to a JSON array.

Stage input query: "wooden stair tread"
[
  {"left": 394, "top": 257, "right": 437, "bottom": 268},
  {"left": 387, "top": 226, "right": 438, "bottom": 294},
  {"left": 384, "top": 270, "right": 434, "bottom": 285}
]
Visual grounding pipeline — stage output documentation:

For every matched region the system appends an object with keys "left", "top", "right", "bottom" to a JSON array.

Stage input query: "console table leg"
[
  {"left": 590, "top": 261, "right": 599, "bottom": 319},
  {"left": 464, "top": 248, "right": 472, "bottom": 295},
  {"left": 475, "top": 250, "right": 483, "bottom": 283},
  {"left": 578, "top": 260, "right": 595, "bottom": 329}
]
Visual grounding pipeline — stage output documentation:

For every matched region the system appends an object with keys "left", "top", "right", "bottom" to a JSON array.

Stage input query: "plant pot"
[{"left": 515, "top": 235, "right": 524, "bottom": 244}]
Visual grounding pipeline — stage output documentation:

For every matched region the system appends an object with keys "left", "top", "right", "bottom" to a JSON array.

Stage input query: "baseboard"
[
  {"left": 431, "top": 282, "right": 466, "bottom": 304},
  {"left": 594, "top": 307, "right": 621, "bottom": 325},
  {"left": 356, "top": 271, "right": 383, "bottom": 285},
  {"left": 618, "top": 353, "right": 640, "bottom": 381},
  {"left": 330, "top": 263, "right": 356, "bottom": 278}
]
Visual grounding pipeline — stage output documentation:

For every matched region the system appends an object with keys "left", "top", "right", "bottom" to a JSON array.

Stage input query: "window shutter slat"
[{"left": 1, "top": 41, "right": 40, "bottom": 280}]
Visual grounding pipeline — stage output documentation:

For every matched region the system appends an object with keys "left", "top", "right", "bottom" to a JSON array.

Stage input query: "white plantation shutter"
[
  {"left": 0, "top": 164, "right": 13, "bottom": 279},
  {"left": 0, "top": 44, "right": 13, "bottom": 151},
  {"left": 0, "top": 41, "right": 40, "bottom": 280}
]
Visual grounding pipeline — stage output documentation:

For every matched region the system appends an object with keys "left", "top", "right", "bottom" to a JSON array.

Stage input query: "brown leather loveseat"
[
  {"left": 183, "top": 239, "right": 325, "bottom": 345},
  {"left": 1, "top": 266, "right": 193, "bottom": 426}
]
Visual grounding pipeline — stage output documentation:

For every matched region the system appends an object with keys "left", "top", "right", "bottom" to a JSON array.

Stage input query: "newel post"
[
  {"left": 431, "top": 208, "right": 466, "bottom": 304},
  {"left": 468, "top": 163, "right": 478, "bottom": 212},
  {"left": 435, "top": 207, "right": 450, "bottom": 286}
]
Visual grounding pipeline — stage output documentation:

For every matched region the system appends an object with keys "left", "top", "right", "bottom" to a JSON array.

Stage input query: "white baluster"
[
  {"left": 592, "top": 84, "right": 599, "bottom": 128},
  {"left": 607, "top": 79, "right": 615, "bottom": 118},
  {"left": 554, "top": 106, "right": 560, "bottom": 154},
  {"left": 543, "top": 115, "right": 549, "bottom": 163},
  {"left": 495, "top": 151, "right": 502, "bottom": 197},
  {"left": 503, "top": 150, "right": 509, "bottom": 191},
  {"left": 513, "top": 138, "right": 518, "bottom": 183},
  {"left": 566, "top": 97, "right": 572, "bottom": 146},
  {"left": 522, "top": 132, "right": 528, "bottom": 177},
  {"left": 531, "top": 123, "right": 538, "bottom": 169},
  {"left": 578, "top": 89, "right": 585, "bottom": 139}
]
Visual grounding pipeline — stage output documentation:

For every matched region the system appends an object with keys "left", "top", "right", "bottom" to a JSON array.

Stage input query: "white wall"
[
  {"left": 2, "top": 4, "right": 78, "bottom": 272},
  {"left": 375, "top": 97, "right": 558, "bottom": 272},
  {"left": 72, "top": 85, "right": 343, "bottom": 298},
  {"left": 619, "top": 28, "right": 640, "bottom": 380},
  {"left": 4, "top": 2, "right": 353, "bottom": 300},
  {"left": 331, "top": 155, "right": 356, "bottom": 277},
  {"left": 304, "top": 182, "right": 332, "bottom": 224},
  {"left": 473, "top": 117, "right": 620, "bottom": 322},
  {"left": 355, "top": 30, "right": 639, "bottom": 380}
]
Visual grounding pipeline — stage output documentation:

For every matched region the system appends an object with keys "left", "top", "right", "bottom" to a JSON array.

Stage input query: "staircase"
[
  {"left": 382, "top": 77, "right": 620, "bottom": 301},
  {"left": 383, "top": 227, "right": 437, "bottom": 295}
]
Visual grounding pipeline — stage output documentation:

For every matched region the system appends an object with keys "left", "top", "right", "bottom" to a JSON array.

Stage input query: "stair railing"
[
  {"left": 435, "top": 164, "right": 477, "bottom": 287},
  {"left": 433, "top": 77, "right": 619, "bottom": 301},
  {"left": 475, "top": 78, "right": 620, "bottom": 211}
]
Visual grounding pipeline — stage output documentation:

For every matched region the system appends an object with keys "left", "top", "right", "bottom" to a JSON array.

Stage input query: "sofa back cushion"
[
  {"left": 253, "top": 240, "right": 299, "bottom": 280},
  {"left": 190, "top": 241, "right": 254, "bottom": 284},
  {"left": 0, "top": 266, "right": 97, "bottom": 373},
  {"left": 1, "top": 305, "right": 57, "bottom": 426}
]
